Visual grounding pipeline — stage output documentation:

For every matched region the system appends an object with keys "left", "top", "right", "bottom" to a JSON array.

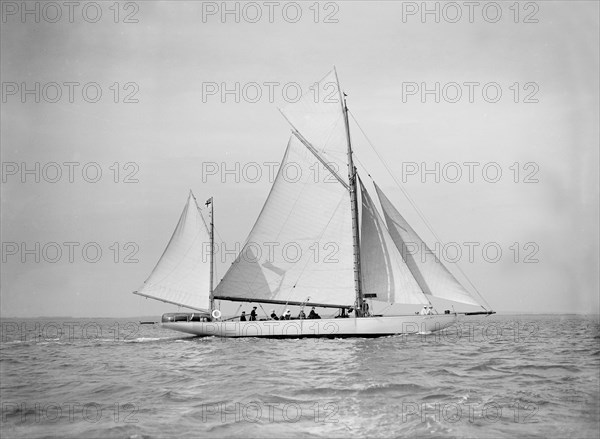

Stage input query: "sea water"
[{"left": 1, "top": 314, "right": 598, "bottom": 438}]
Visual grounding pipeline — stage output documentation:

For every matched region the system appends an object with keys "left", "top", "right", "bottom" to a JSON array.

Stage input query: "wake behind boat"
[{"left": 133, "top": 68, "right": 495, "bottom": 338}]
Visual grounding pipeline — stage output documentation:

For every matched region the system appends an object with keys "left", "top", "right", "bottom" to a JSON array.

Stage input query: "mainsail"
[
  {"left": 213, "top": 136, "right": 356, "bottom": 307},
  {"left": 374, "top": 183, "right": 481, "bottom": 307},
  {"left": 134, "top": 192, "right": 211, "bottom": 311},
  {"left": 359, "top": 178, "right": 428, "bottom": 305}
]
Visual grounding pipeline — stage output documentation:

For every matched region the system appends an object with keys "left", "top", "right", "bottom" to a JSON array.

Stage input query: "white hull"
[{"left": 162, "top": 314, "right": 460, "bottom": 338}]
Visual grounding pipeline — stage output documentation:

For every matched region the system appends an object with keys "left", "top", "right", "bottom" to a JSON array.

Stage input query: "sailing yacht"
[{"left": 133, "top": 68, "right": 494, "bottom": 338}]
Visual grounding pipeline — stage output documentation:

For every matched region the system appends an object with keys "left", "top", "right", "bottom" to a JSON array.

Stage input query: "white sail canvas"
[
  {"left": 279, "top": 69, "right": 349, "bottom": 182},
  {"left": 359, "top": 178, "right": 428, "bottom": 305},
  {"left": 375, "top": 183, "right": 481, "bottom": 307},
  {"left": 135, "top": 192, "right": 211, "bottom": 311},
  {"left": 214, "top": 136, "right": 356, "bottom": 307}
]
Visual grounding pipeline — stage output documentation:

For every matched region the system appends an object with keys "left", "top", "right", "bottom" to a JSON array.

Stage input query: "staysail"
[
  {"left": 213, "top": 135, "right": 356, "bottom": 307},
  {"left": 359, "top": 178, "right": 428, "bottom": 305},
  {"left": 134, "top": 192, "right": 211, "bottom": 311},
  {"left": 374, "top": 183, "right": 481, "bottom": 307}
]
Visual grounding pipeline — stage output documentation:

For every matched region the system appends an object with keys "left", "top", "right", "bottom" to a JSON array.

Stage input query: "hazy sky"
[{"left": 1, "top": 1, "right": 598, "bottom": 317}]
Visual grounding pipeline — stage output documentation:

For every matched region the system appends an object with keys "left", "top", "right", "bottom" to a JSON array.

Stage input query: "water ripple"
[{"left": 1, "top": 315, "right": 598, "bottom": 438}]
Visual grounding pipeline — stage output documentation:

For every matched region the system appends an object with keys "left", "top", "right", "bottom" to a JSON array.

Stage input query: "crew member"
[{"left": 308, "top": 307, "right": 321, "bottom": 319}]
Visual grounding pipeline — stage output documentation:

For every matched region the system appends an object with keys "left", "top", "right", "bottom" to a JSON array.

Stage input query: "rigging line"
[
  {"left": 326, "top": 310, "right": 340, "bottom": 319},
  {"left": 280, "top": 300, "right": 290, "bottom": 317},
  {"left": 353, "top": 154, "right": 372, "bottom": 180},
  {"left": 258, "top": 303, "right": 269, "bottom": 320},
  {"left": 348, "top": 110, "right": 492, "bottom": 310},
  {"left": 232, "top": 304, "right": 242, "bottom": 319},
  {"left": 377, "top": 303, "right": 395, "bottom": 315}
]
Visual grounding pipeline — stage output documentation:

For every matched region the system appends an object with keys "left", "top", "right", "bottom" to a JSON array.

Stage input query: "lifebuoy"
[{"left": 211, "top": 309, "right": 222, "bottom": 319}]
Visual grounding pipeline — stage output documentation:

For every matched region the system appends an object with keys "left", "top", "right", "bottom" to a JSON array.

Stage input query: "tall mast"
[
  {"left": 335, "top": 69, "right": 364, "bottom": 317},
  {"left": 208, "top": 197, "right": 215, "bottom": 311}
]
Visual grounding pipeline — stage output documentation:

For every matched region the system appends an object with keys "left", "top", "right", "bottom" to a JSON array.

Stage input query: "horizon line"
[{"left": 1, "top": 311, "right": 599, "bottom": 320}]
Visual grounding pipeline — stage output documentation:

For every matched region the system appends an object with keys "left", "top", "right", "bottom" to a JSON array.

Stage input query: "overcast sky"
[{"left": 1, "top": 1, "right": 598, "bottom": 317}]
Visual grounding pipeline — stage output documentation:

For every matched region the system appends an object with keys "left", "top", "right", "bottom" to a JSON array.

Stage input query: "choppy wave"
[{"left": 1, "top": 314, "right": 598, "bottom": 438}]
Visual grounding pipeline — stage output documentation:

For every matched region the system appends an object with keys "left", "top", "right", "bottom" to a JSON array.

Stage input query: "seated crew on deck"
[
  {"left": 307, "top": 307, "right": 321, "bottom": 319},
  {"left": 298, "top": 310, "right": 306, "bottom": 319},
  {"left": 240, "top": 311, "right": 247, "bottom": 321},
  {"left": 270, "top": 309, "right": 279, "bottom": 320},
  {"left": 420, "top": 306, "right": 428, "bottom": 316},
  {"left": 283, "top": 309, "right": 291, "bottom": 320},
  {"left": 427, "top": 306, "right": 434, "bottom": 315},
  {"left": 250, "top": 306, "right": 257, "bottom": 321}
]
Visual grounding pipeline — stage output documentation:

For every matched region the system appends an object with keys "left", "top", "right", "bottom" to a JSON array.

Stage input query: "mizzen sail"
[{"left": 134, "top": 192, "right": 211, "bottom": 311}]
